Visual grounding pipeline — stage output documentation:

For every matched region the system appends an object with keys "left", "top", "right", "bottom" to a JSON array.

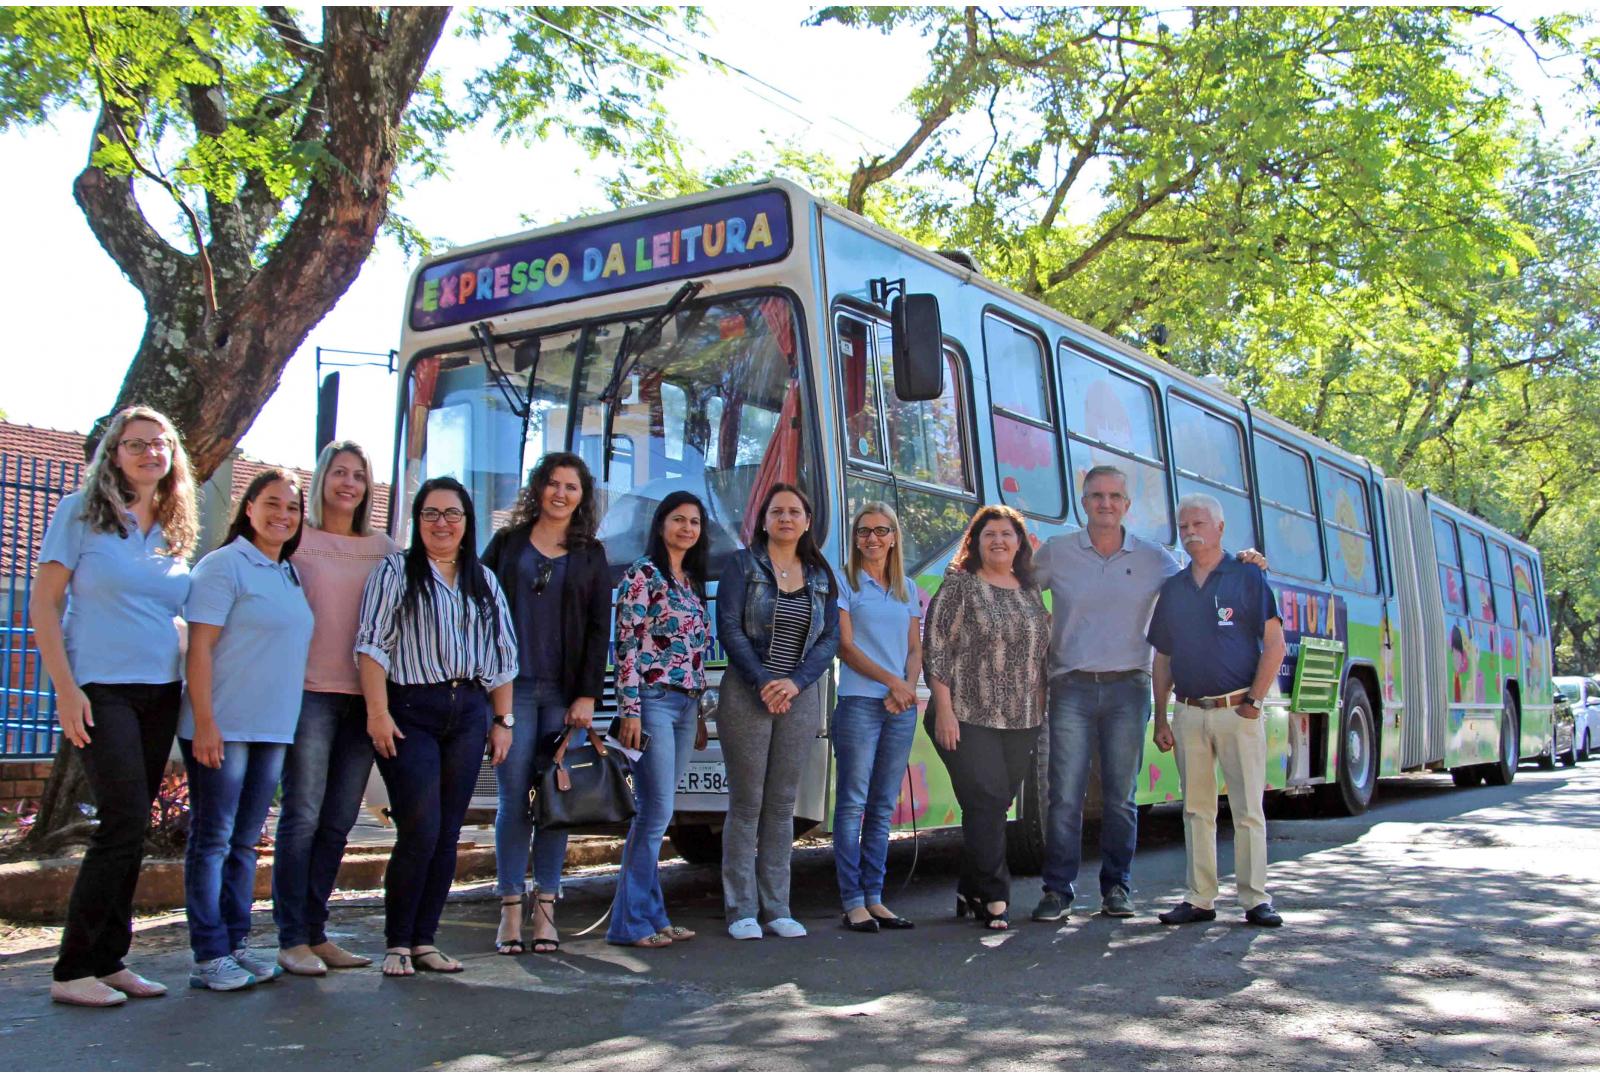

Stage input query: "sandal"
[
  {"left": 980, "top": 903, "right": 1010, "bottom": 931},
  {"left": 496, "top": 897, "right": 525, "bottom": 956},
  {"left": 382, "top": 948, "right": 414, "bottom": 977},
  {"left": 410, "top": 947, "right": 463, "bottom": 973},
  {"left": 622, "top": 932, "right": 673, "bottom": 949},
  {"left": 660, "top": 925, "right": 696, "bottom": 942},
  {"left": 530, "top": 895, "right": 560, "bottom": 954}
]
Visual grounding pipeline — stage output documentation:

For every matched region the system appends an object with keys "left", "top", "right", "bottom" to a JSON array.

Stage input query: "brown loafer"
[
  {"left": 278, "top": 945, "right": 328, "bottom": 977},
  {"left": 51, "top": 977, "right": 127, "bottom": 1007},
  {"left": 99, "top": 969, "right": 167, "bottom": 997},
  {"left": 310, "top": 941, "right": 372, "bottom": 968}
]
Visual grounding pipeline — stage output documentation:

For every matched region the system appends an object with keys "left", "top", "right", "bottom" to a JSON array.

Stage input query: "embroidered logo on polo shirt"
[{"left": 1216, "top": 606, "right": 1234, "bottom": 627}]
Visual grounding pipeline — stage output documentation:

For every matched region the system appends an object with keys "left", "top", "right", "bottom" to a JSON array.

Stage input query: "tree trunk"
[{"left": 20, "top": 743, "right": 96, "bottom": 855}]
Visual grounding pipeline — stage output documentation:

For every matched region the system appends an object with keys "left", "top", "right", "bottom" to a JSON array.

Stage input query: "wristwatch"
[
  {"left": 493, "top": 713, "right": 516, "bottom": 729},
  {"left": 1241, "top": 695, "right": 1259, "bottom": 709}
]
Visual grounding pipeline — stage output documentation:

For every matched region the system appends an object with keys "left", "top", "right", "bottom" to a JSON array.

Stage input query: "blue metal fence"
[{"left": 2, "top": 453, "right": 81, "bottom": 758}]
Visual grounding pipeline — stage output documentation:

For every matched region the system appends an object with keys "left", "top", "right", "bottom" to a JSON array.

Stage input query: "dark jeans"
[
  {"left": 929, "top": 717, "right": 1037, "bottom": 907},
  {"left": 273, "top": 690, "right": 375, "bottom": 948},
  {"left": 1041, "top": 673, "right": 1151, "bottom": 901},
  {"left": 181, "top": 739, "right": 288, "bottom": 962},
  {"left": 372, "top": 680, "right": 489, "bottom": 949},
  {"left": 53, "top": 681, "right": 180, "bottom": 981}
]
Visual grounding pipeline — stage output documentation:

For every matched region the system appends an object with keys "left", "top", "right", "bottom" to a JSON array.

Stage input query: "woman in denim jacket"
[{"left": 715, "top": 483, "right": 839, "bottom": 940}]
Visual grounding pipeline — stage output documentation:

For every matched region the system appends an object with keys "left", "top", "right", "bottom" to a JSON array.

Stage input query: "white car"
[{"left": 1555, "top": 676, "right": 1600, "bottom": 762}]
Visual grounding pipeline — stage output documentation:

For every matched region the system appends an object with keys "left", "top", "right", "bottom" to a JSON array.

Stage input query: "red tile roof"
[{"left": 0, "top": 421, "right": 393, "bottom": 578}]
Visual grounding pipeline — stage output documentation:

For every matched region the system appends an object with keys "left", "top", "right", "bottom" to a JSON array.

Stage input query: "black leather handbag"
[{"left": 531, "top": 728, "right": 637, "bottom": 831}]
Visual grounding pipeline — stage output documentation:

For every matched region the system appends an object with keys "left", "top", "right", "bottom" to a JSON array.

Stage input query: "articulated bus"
[{"left": 379, "top": 179, "right": 1555, "bottom": 868}]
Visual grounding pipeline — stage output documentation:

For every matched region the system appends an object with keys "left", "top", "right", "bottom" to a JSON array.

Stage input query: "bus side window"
[
  {"left": 836, "top": 313, "right": 883, "bottom": 466},
  {"left": 1488, "top": 540, "right": 1518, "bottom": 629},
  {"left": 1317, "top": 462, "right": 1378, "bottom": 594},
  {"left": 1169, "top": 395, "right": 1256, "bottom": 549},
  {"left": 983, "top": 314, "right": 1064, "bottom": 519},
  {"left": 1512, "top": 552, "right": 1542, "bottom": 634},
  {"left": 1459, "top": 527, "right": 1495, "bottom": 624},
  {"left": 1253, "top": 436, "right": 1323, "bottom": 582},
  {"left": 1432, "top": 513, "right": 1467, "bottom": 615},
  {"left": 1059, "top": 344, "right": 1172, "bottom": 544}
]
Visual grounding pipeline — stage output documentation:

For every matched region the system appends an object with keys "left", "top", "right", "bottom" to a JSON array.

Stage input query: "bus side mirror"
[{"left": 892, "top": 293, "right": 944, "bottom": 401}]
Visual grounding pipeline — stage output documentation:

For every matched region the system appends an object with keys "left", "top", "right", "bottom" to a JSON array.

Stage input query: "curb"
[{"left": 0, "top": 837, "right": 628, "bottom": 923}]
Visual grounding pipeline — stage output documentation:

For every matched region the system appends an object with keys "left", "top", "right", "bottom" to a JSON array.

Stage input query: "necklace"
[{"left": 431, "top": 556, "right": 457, "bottom": 566}]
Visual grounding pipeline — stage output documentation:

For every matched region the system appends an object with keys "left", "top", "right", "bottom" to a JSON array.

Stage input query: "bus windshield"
[{"left": 400, "top": 291, "right": 809, "bottom": 574}]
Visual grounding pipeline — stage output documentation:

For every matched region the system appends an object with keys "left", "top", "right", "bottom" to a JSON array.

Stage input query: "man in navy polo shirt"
[{"left": 1148, "top": 493, "right": 1286, "bottom": 928}]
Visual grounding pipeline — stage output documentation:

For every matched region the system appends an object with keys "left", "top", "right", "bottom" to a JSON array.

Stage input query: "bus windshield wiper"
[
  {"left": 598, "top": 279, "right": 704, "bottom": 406},
  {"left": 470, "top": 321, "right": 530, "bottom": 419}
]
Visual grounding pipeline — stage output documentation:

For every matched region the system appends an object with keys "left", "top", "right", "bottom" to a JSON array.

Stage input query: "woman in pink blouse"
[
  {"left": 272, "top": 441, "right": 398, "bottom": 976},
  {"left": 607, "top": 492, "right": 711, "bottom": 947}
]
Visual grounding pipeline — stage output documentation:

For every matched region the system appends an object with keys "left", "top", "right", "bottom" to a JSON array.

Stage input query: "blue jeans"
[
  {"left": 272, "top": 690, "right": 375, "bottom": 948},
  {"left": 493, "top": 679, "right": 571, "bottom": 897},
  {"left": 372, "top": 680, "right": 489, "bottom": 949},
  {"left": 1041, "top": 673, "right": 1151, "bottom": 900},
  {"left": 607, "top": 686, "right": 698, "bottom": 943},
  {"left": 831, "top": 696, "right": 917, "bottom": 910},
  {"left": 181, "top": 739, "right": 288, "bottom": 962}
]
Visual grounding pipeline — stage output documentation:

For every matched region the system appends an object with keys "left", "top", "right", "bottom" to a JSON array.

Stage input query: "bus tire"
[
  {"left": 1450, "top": 766, "right": 1482, "bottom": 788},
  {"left": 667, "top": 823, "right": 722, "bottom": 865},
  {"left": 1480, "top": 699, "right": 1518, "bottom": 786},
  {"left": 1006, "top": 742, "right": 1047, "bottom": 876},
  {"left": 1318, "top": 682, "right": 1378, "bottom": 816}
]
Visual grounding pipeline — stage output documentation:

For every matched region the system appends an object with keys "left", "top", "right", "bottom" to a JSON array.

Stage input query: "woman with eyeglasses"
[
  {"left": 833, "top": 503, "right": 923, "bottom": 933},
  {"left": 480, "top": 452, "right": 611, "bottom": 955},
  {"left": 922, "top": 505, "right": 1050, "bottom": 932},
  {"left": 272, "top": 441, "right": 398, "bottom": 976},
  {"left": 356, "top": 478, "right": 517, "bottom": 976},
  {"left": 180, "top": 469, "right": 315, "bottom": 991},
  {"left": 606, "top": 492, "right": 712, "bottom": 949},
  {"left": 716, "top": 483, "right": 840, "bottom": 941},
  {"left": 34, "top": 406, "right": 199, "bottom": 1007}
]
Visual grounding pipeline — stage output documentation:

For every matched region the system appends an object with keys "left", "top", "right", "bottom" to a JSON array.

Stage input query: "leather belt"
[
  {"left": 1178, "top": 692, "right": 1250, "bottom": 710},
  {"left": 1060, "top": 669, "right": 1144, "bottom": 684}
]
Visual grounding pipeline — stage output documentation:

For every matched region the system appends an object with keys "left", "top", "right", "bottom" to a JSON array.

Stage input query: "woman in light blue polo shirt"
[
  {"left": 180, "top": 469, "right": 315, "bottom": 992},
  {"left": 34, "top": 406, "right": 199, "bottom": 1008},
  {"left": 832, "top": 502, "right": 923, "bottom": 933}
]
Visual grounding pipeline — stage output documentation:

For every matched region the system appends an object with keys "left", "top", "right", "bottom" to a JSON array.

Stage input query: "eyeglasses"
[
  {"left": 532, "top": 560, "right": 556, "bottom": 595},
  {"left": 419, "top": 508, "right": 466, "bottom": 524},
  {"left": 854, "top": 525, "right": 895, "bottom": 538},
  {"left": 118, "top": 437, "right": 171, "bottom": 456}
]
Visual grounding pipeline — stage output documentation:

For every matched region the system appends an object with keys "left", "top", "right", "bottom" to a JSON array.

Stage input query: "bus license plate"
[{"left": 677, "top": 762, "right": 728, "bottom": 795}]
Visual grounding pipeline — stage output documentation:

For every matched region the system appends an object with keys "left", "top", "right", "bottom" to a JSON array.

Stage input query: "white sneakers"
[
  {"left": 189, "top": 955, "right": 256, "bottom": 992},
  {"left": 728, "top": 917, "right": 808, "bottom": 939}
]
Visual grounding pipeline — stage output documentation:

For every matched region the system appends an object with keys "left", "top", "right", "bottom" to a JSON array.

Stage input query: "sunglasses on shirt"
[{"left": 532, "top": 560, "right": 556, "bottom": 595}]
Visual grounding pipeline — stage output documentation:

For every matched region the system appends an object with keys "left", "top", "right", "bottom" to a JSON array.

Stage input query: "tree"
[{"left": 0, "top": 5, "right": 691, "bottom": 851}]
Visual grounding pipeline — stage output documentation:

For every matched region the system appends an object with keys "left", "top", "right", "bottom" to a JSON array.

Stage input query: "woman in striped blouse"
[
  {"left": 355, "top": 478, "right": 518, "bottom": 977},
  {"left": 715, "top": 483, "right": 839, "bottom": 941}
]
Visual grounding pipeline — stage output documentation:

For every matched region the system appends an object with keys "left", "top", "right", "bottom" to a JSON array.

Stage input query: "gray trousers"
[{"left": 718, "top": 673, "right": 821, "bottom": 923}]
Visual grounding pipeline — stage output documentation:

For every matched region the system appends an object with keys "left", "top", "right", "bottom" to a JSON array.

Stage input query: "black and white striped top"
[
  {"left": 765, "top": 586, "right": 812, "bottom": 678},
  {"left": 355, "top": 553, "right": 519, "bottom": 689}
]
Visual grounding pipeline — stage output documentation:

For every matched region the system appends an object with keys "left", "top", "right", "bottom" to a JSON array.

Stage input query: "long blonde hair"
[
  {"left": 306, "top": 440, "right": 377, "bottom": 535},
  {"left": 846, "top": 501, "right": 908, "bottom": 601},
  {"left": 81, "top": 406, "right": 199, "bottom": 559}
]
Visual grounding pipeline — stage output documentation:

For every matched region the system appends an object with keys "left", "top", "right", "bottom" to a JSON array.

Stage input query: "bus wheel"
[
  {"left": 1480, "top": 699, "right": 1518, "bottom": 786},
  {"left": 1318, "top": 682, "right": 1377, "bottom": 816},
  {"left": 1005, "top": 744, "right": 1047, "bottom": 876},
  {"left": 1450, "top": 766, "right": 1482, "bottom": 788},
  {"left": 667, "top": 823, "right": 722, "bottom": 865}
]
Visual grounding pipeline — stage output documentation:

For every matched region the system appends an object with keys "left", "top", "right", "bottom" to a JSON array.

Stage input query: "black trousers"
[
  {"left": 929, "top": 717, "right": 1038, "bottom": 907},
  {"left": 53, "top": 682, "right": 180, "bottom": 981}
]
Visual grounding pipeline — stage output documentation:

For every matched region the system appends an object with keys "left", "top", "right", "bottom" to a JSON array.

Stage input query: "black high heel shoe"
[{"left": 955, "top": 893, "right": 981, "bottom": 919}]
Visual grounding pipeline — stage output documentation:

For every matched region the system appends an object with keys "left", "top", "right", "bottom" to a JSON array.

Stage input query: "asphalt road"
[{"left": 3, "top": 760, "right": 1598, "bottom": 1071}]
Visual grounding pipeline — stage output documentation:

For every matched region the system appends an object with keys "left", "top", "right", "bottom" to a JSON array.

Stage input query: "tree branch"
[{"left": 72, "top": 106, "right": 185, "bottom": 297}]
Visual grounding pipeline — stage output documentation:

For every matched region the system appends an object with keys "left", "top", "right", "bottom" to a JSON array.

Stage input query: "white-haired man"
[{"left": 1147, "top": 493, "right": 1286, "bottom": 928}]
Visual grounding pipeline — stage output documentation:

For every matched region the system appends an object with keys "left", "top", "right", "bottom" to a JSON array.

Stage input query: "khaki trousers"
[{"left": 1171, "top": 699, "right": 1271, "bottom": 910}]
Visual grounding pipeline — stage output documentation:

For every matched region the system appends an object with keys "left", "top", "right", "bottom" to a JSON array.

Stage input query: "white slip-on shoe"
[
  {"left": 764, "top": 918, "right": 807, "bottom": 938},
  {"left": 51, "top": 976, "right": 127, "bottom": 1007},
  {"left": 99, "top": 969, "right": 167, "bottom": 997},
  {"left": 727, "top": 918, "right": 764, "bottom": 940}
]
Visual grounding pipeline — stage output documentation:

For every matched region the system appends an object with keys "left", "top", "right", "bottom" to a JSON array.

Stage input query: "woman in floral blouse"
[
  {"left": 923, "top": 504, "right": 1051, "bottom": 931},
  {"left": 607, "top": 491, "right": 711, "bottom": 947}
]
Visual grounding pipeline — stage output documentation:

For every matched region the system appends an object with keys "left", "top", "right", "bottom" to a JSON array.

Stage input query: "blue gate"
[{"left": 1, "top": 453, "right": 81, "bottom": 758}]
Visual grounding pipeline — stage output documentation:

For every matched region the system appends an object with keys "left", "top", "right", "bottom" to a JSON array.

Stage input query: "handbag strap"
[{"left": 550, "top": 727, "right": 610, "bottom": 793}]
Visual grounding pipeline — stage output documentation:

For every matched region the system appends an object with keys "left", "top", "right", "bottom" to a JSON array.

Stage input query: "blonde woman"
[
  {"left": 832, "top": 503, "right": 923, "bottom": 933},
  {"left": 273, "top": 441, "right": 399, "bottom": 976},
  {"left": 33, "top": 406, "right": 199, "bottom": 1006}
]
